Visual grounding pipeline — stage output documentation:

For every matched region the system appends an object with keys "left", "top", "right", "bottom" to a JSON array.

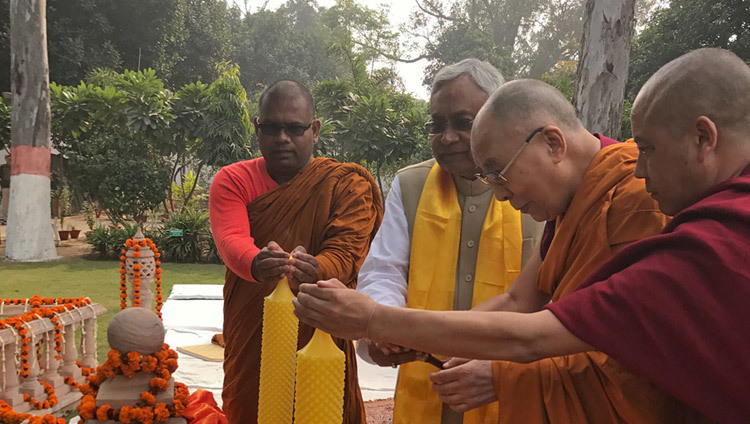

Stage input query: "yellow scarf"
[{"left": 393, "top": 163, "right": 522, "bottom": 424}]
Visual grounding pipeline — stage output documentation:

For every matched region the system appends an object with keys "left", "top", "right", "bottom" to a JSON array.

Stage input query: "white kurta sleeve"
[{"left": 356, "top": 175, "right": 412, "bottom": 363}]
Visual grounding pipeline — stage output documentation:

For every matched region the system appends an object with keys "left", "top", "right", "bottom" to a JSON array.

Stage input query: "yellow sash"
[{"left": 393, "top": 163, "right": 522, "bottom": 424}]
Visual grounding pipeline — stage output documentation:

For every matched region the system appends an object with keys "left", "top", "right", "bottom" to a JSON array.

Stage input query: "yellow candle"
[
  {"left": 293, "top": 328, "right": 345, "bottom": 424},
  {"left": 257, "top": 277, "right": 299, "bottom": 424}
]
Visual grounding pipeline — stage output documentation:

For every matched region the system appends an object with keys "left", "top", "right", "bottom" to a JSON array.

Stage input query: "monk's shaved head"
[
  {"left": 634, "top": 48, "right": 750, "bottom": 141},
  {"left": 631, "top": 48, "right": 750, "bottom": 216},
  {"left": 471, "top": 79, "right": 601, "bottom": 222},
  {"left": 258, "top": 80, "right": 315, "bottom": 121},
  {"left": 484, "top": 79, "right": 582, "bottom": 130}
]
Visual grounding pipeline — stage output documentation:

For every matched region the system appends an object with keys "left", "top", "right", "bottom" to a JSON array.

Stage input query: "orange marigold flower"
[
  {"left": 141, "top": 356, "right": 158, "bottom": 373},
  {"left": 119, "top": 405, "right": 134, "bottom": 423},
  {"left": 154, "top": 402, "right": 171, "bottom": 422},
  {"left": 96, "top": 404, "right": 111, "bottom": 421},
  {"left": 140, "top": 391, "right": 156, "bottom": 405},
  {"left": 150, "top": 377, "right": 169, "bottom": 391}
]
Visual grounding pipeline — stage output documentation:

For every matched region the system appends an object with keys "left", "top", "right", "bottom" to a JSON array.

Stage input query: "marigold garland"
[
  {"left": 0, "top": 298, "right": 91, "bottom": 378},
  {"left": 77, "top": 343, "right": 188, "bottom": 423},
  {"left": 0, "top": 297, "right": 90, "bottom": 424},
  {"left": 0, "top": 400, "right": 65, "bottom": 424},
  {"left": 119, "top": 237, "right": 163, "bottom": 319},
  {"left": 22, "top": 381, "right": 58, "bottom": 410}
]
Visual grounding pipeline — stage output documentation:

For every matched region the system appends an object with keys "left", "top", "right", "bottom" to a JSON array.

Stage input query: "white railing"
[{"left": 0, "top": 302, "right": 106, "bottom": 416}]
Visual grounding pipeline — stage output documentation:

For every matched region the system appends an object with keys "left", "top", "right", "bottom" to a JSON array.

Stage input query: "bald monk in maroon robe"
[
  {"left": 209, "top": 80, "right": 383, "bottom": 423},
  {"left": 291, "top": 48, "right": 750, "bottom": 423}
]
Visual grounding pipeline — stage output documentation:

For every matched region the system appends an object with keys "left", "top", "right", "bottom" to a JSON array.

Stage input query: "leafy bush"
[
  {"left": 153, "top": 209, "right": 222, "bottom": 263},
  {"left": 85, "top": 223, "right": 144, "bottom": 259}
]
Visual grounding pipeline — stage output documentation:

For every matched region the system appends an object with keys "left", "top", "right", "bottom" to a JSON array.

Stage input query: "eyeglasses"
[
  {"left": 424, "top": 116, "right": 474, "bottom": 135},
  {"left": 476, "top": 127, "right": 544, "bottom": 185},
  {"left": 254, "top": 117, "right": 313, "bottom": 137}
]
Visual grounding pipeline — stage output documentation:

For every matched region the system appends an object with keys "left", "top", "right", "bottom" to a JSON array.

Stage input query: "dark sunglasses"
[
  {"left": 424, "top": 116, "right": 474, "bottom": 135},
  {"left": 255, "top": 118, "right": 313, "bottom": 137}
]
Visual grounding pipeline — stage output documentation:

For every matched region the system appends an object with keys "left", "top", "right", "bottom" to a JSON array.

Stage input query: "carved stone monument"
[{"left": 86, "top": 308, "right": 186, "bottom": 424}]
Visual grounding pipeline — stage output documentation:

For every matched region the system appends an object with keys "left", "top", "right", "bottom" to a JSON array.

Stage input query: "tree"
[
  {"left": 574, "top": 0, "right": 636, "bottom": 140},
  {"left": 231, "top": 3, "right": 344, "bottom": 95},
  {"left": 5, "top": 0, "right": 57, "bottom": 261},
  {"left": 104, "top": 0, "right": 188, "bottom": 84},
  {"left": 320, "top": 0, "right": 400, "bottom": 79},
  {"left": 49, "top": 65, "right": 254, "bottom": 220},
  {"left": 51, "top": 69, "right": 176, "bottom": 224},
  {"left": 169, "top": 0, "right": 237, "bottom": 87},
  {"left": 628, "top": 0, "right": 750, "bottom": 97},
  {"left": 313, "top": 77, "right": 429, "bottom": 194},
  {"left": 0, "top": 0, "right": 120, "bottom": 92},
  {"left": 404, "top": 0, "right": 586, "bottom": 84}
]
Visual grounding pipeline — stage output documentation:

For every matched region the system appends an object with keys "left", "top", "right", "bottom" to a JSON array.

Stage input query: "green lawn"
[{"left": 0, "top": 257, "right": 226, "bottom": 362}]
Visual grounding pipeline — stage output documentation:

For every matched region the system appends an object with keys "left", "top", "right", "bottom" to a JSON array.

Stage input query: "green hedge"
[{"left": 85, "top": 209, "right": 222, "bottom": 264}]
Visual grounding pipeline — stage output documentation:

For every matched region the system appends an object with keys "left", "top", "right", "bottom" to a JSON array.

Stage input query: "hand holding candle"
[
  {"left": 293, "top": 278, "right": 377, "bottom": 340},
  {"left": 287, "top": 246, "right": 319, "bottom": 289},
  {"left": 251, "top": 241, "right": 293, "bottom": 284}
]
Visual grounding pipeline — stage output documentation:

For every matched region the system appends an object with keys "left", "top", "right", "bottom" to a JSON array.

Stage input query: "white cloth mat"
[
  {"left": 163, "top": 284, "right": 397, "bottom": 407},
  {"left": 168, "top": 284, "right": 224, "bottom": 300}
]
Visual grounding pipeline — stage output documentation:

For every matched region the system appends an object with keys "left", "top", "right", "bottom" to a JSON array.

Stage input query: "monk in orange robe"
[
  {"left": 425, "top": 79, "right": 709, "bottom": 423},
  {"left": 209, "top": 80, "right": 383, "bottom": 424}
]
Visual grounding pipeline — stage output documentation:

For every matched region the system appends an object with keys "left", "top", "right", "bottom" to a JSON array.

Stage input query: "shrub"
[
  {"left": 154, "top": 209, "right": 222, "bottom": 263},
  {"left": 85, "top": 223, "right": 154, "bottom": 259}
]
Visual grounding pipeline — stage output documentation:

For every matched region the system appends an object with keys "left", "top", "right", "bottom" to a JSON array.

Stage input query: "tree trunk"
[
  {"left": 573, "top": 0, "right": 636, "bottom": 140},
  {"left": 5, "top": 0, "right": 57, "bottom": 261}
]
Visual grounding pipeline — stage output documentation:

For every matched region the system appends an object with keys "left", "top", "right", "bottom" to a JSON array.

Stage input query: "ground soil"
[
  {"left": 0, "top": 213, "right": 96, "bottom": 259},
  {"left": 365, "top": 398, "right": 395, "bottom": 424},
  {"left": 0, "top": 214, "right": 396, "bottom": 422}
]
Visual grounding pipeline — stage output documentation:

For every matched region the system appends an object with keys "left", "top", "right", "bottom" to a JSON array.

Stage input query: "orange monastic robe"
[
  {"left": 212, "top": 157, "right": 383, "bottom": 424},
  {"left": 492, "top": 142, "right": 710, "bottom": 423}
]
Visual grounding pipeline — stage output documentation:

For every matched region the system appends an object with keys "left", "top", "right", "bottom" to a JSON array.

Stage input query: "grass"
[{"left": 0, "top": 256, "right": 226, "bottom": 363}]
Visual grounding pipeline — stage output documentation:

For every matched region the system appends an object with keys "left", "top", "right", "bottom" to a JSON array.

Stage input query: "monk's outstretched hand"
[
  {"left": 288, "top": 246, "right": 319, "bottom": 291},
  {"left": 293, "top": 278, "right": 375, "bottom": 340},
  {"left": 251, "top": 241, "right": 292, "bottom": 284}
]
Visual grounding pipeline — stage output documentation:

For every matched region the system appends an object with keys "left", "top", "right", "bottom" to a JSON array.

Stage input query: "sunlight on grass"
[{"left": 0, "top": 256, "right": 225, "bottom": 362}]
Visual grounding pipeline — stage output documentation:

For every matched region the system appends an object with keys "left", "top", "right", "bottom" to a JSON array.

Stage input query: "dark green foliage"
[
  {"left": 85, "top": 222, "right": 145, "bottom": 259},
  {"left": 152, "top": 209, "right": 221, "bottom": 263},
  {"left": 230, "top": 5, "right": 345, "bottom": 95},
  {"left": 628, "top": 0, "right": 750, "bottom": 98},
  {"left": 625, "top": 0, "right": 750, "bottom": 137},
  {"left": 312, "top": 78, "right": 429, "bottom": 194},
  {"left": 47, "top": 67, "right": 253, "bottom": 221}
]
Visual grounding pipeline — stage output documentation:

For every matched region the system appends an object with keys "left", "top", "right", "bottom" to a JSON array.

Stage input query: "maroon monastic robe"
[{"left": 547, "top": 164, "right": 750, "bottom": 422}]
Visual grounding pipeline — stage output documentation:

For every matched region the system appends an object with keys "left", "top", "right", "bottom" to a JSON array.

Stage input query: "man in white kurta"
[{"left": 356, "top": 59, "right": 543, "bottom": 424}]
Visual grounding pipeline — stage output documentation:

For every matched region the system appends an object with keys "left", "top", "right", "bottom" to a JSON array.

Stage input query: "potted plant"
[
  {"left": 56, "top": 186, "right": 72, "bottom": 242},
  {"left": 69, "top": 225, "right": 81, "bottom": 239}
]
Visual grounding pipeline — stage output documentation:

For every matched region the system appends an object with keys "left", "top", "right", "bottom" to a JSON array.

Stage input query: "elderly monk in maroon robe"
[
  {"left": 209, "top": 80, "right": 383, "bottom": 423},
  {"left": 292, "top": 48, "right": 750, "bottom": 423}
]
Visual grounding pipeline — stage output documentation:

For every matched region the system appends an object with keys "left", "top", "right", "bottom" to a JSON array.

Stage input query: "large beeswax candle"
[
  {"left": 257, "top": 276, "right": 299, "bottom": 424},
  {"left": 293, "top": 328, "right": 345, "bottom": 424}
]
